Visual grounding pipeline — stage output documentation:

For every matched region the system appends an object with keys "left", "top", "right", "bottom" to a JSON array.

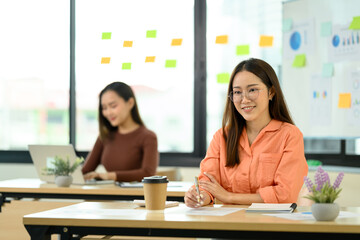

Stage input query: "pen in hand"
[{"left": 194, "top": 176, "right": 200, "bottom": 203}]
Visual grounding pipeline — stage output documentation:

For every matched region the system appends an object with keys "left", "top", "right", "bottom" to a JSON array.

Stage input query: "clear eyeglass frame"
[{"left": 228, "top": 89, "right": 264, "bottom": 103}]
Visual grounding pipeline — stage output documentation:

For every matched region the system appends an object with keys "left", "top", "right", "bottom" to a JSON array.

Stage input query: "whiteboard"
[{"left": 282, "top": 0, "right": 360, "bottom": 138}]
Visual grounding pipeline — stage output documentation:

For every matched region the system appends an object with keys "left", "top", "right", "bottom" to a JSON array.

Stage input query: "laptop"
[{"left": 28, "top": 144, "right": 114, "bottom": 185}]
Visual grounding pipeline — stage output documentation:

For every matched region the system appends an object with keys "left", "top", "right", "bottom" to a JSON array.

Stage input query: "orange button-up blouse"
[{"left": 199, "top": 119, "right": 308, "bottom": 203}]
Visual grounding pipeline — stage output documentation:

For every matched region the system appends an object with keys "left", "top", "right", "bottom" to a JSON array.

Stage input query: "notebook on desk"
[{"left": 28, "top": 144, "right": 114, "bottom": 185}]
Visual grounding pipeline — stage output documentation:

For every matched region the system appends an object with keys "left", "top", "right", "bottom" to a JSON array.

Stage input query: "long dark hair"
[
  {"left": 98, "top": 82, "right": 144, "bottom": 140},
  {"left": 222, "top": 58, "right": 294, "bottom": 167}
]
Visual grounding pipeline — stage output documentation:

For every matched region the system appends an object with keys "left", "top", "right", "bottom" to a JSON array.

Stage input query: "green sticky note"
[
  {"left": 322, "top": 63, "right": 334, "bottom": 77},
  {"left": 102, "top": 32, "right": 112, "bottom": 40},
  {"left": 165, "top": 60, "right": 176, "bottom": 68},
  {"left": 146, "top": 30, "right": 157, "bottom": 38},
  {"left": 217, "top": 73, "right": 230, "bottom": 84},
  {"left": 321, "top": 22, "right": 332, "bottom": 37},
  {"left": 292, "top": 54, "right": 306, "bottom": 68},
  {"left": 282, "top": 18, "right": 292, "bottom": 32},
  {"left": 236, "top": 45, "right": 250, "bottom": 55},
  {"left": 349, "top": 16, "right": 360, "bottom": 29},
  {"left": 122, "top": 63, "right": 131, "bottom": 70}
]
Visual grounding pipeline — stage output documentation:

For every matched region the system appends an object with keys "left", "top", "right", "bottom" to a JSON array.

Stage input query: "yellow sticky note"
[
  {"left": 102, "top": 32, "right": 111, "bottom": 40},
  {"left": 349, "top": 16, "right": 360, "bottom": 30},
  {"left": 259, "top": 35, "right": 273, "bottom": 47},
  {"left": 171, "top": 38, "right": 183, "bottom": 46},
  {"left": 146, "top": 30, "right": 157, "bottom": 38},
  {"left": 338, "top": 93, "right": 351, "bottom": 108},
  {"left": 122, "top": 63, "right": 131, "bottom": 70},
  {"left": 145, "top": 56, "right": 155, "bottom": 63},
  {"left": 215, "top": 35, "right": 228, "bottom": 44},
  {"left": 165, "top": 60, "right": 177, "bottom": 68},
  {"left": 101, "top": 57, "right": 111, "bottom": 64},
  {"left": 123, "top": 41, "right": 133, "bottom": 47},
  {"left": 236, "top": 45, "right": 250, "bottom": 55},
  {"left": 217, "top": 73, "right": 230, "bottom": 84},
  {"left": 292, "top": 54, "right": 306, "bottom": 68}
]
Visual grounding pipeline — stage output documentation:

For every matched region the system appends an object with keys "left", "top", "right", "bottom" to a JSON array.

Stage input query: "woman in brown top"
[{"left": 82, "top": 82, "right": 159, "bottom": 182}]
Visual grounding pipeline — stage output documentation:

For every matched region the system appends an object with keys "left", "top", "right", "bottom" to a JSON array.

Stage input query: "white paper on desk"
[
  {"left": 61, "top": 208, "right": 146, "bottom": 217},
  {"left": 185, "top": 207, "right": 243, "bottom": 216},
  {"left": 264, "top": 211, "right": 360, "bottom": 221}
]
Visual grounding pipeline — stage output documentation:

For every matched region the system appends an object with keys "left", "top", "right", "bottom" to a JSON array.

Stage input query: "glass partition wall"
[{"left": 0, "top": 0, "right": 359, "bottom": 166}]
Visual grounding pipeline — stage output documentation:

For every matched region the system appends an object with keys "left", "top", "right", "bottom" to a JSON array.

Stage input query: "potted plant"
[
  {"left": 42, "top": 156, "right": 84, "bottom": 187},
  {"left": 303, "top": 166, "right": 344, "bottom": 221}
]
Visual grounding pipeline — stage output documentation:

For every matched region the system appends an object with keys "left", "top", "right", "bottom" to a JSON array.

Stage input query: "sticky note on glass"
[
  {"left": 215, "top": 35, "right": 228, "bottom": 44},
  {"left": 171, "top": 38, "right": 183, "bottom": 46},
  {"left": 145, "top": 56, "right": 155, "bottom": 63},
  {"left": 321, "top": 22, "right": 332, "bottom": 37},
  {"left": 102, "top": 32, "right": 112, "bottom": 40},
  {"left": 283, "top": 19, "right": 293, "bottom": 32},
  {"left": 322, "top": 63, "right": 334, "bottom": 77},
  {"left": 292, "top": 54, "right": 306, "bottom": 67},
  {"left": 101, "top": 57, "right": 111, "bottom": 64},
  {"left": 123, "top": 41, "right": 133, "bottom": 47},
  {"left": 259, "top": 35, "right": 273, "bottom": 47},
  {"left": 236, "top": 45, "right": 250, "bottom": 55},
  {"left": 349, "top": 16, "right": 360, "bottom": 30},
  {"left": 217, "top": 73, "right": 230, "bottom": 84},
  {"left": 165, "top": 60, "right": 176, "bottom": 68},
  {"left": 122, "top": 63, "right": 131, "bottom": 70},
  {"left": 338, "top": 93, "right": 351, "bottom": 108},
  {"left": 146, "top": 30, "right": 157, "bottom": 38}
]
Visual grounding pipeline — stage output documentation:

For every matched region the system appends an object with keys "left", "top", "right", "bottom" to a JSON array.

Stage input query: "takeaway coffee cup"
[{"left": 142, "top": 176, "right": 169, "bottom": 211}]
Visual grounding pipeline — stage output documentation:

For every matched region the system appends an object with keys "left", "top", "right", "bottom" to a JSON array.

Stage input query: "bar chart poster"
[
  {"left": 328, "top": 25, "right": 360, "bottom": 62},
  {"left": 310, "top": 75, "right": 332, "bottom": 126}
]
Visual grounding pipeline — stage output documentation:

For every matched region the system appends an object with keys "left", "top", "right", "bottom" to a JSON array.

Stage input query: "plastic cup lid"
[{"left": 142, "top": 175, "right": 169, "bottom": 183}]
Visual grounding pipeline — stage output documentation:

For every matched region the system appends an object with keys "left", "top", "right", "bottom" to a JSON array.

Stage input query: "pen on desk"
[{"left": 194, "top": 176, "right": 200, "bottom": 203}]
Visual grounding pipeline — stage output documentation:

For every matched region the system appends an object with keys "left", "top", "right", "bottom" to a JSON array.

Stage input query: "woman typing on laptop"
[{"left": 82, "top": 82, "right": 159, "bottom": 182}]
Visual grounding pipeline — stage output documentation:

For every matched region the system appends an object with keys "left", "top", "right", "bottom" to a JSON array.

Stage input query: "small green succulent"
[{"left": 42, "top": 156, "right": 84, "bottom": 176}]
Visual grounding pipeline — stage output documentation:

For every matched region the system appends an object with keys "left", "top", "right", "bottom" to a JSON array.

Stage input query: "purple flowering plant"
[{"left": 303, "top": 166, "right": 344, "bottom": 203}]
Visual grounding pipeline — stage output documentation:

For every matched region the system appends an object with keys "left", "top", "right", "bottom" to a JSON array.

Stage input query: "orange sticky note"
[
  {"left": 171, "top": 38, "right": 183, "bottom": 46},
  {"left": 259, "top": 35, "right": 273, "bottom": 47},
  {"left": 123, "top": 41, "right": 133, "bottom": 47},
  {"left": 215, "top": 35, "right": 228, "bottom": 44},
  {"left": 101, "top": 57, "right": 111, "bottom": 64},
  {"left": 145, "top": 56, "right": 155, "bottom": 62},
  {"left": 338, "top": 93, "right": 351, "bottom": 108}
]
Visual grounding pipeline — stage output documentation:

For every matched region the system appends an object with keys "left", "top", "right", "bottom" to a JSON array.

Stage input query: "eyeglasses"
[{"left": 228, "top": 88, "right": 264, "bottom": 103}]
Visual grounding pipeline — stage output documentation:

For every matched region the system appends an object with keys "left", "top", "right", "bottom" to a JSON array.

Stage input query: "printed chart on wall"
[
  {"left": 310, "top": 75, "right": 332, "bottom": 126},
  {"left": 283, "top": 19, "right": 315, "bottom": 60},
  {"left": 348, "top": 71, "right": 360, "bottom": 125},
  {"left": 328, "top": 25, "right": 360, "bottom": 62}
]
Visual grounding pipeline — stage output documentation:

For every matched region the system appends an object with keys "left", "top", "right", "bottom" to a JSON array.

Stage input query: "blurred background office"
[{"left": 0, "top": 0, "right": 359, "bottom": 180}]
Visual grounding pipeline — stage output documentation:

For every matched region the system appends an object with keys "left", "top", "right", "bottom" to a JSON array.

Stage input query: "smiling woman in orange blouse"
[
  {"left": 185, "top": 58, "right": 308, "bottom": 208},
  {"left": 82, "top": 82, "right": 158, "bottom": 182}
]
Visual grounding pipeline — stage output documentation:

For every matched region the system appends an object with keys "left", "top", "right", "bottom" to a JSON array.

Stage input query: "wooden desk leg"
[
  {"left": 0, "top": 194, "right": 4, "bottom": 212},
  {"left": 24, "top": 225, "right": 51, "bottom": 240}
]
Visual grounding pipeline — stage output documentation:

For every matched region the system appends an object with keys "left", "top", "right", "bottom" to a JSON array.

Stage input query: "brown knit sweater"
[{"left": 82, "top": 126, "right": 158, "bottom": 182}]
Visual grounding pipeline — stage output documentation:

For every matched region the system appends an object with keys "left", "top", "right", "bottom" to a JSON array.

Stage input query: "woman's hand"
[
  {"left": 199, "top": 172, "right": 231, "bottom": 204},
  {"left": 184, "top": 187, "right": 209, "bottom": 208},
  {"left": 83, "top": 171, "right": 99, "bottom": 180}
]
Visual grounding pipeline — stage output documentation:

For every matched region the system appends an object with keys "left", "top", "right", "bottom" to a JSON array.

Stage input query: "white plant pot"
[
  {"left": 311, "top": 203, "right": 340, "bottom": 221},
  {"left": 55, "top": 175, "right": 73, "bottom": 187}
]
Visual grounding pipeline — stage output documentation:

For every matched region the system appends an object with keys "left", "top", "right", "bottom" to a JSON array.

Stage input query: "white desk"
[{"left": 23, "top": 201, "right": 360, "bottom": 240}]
